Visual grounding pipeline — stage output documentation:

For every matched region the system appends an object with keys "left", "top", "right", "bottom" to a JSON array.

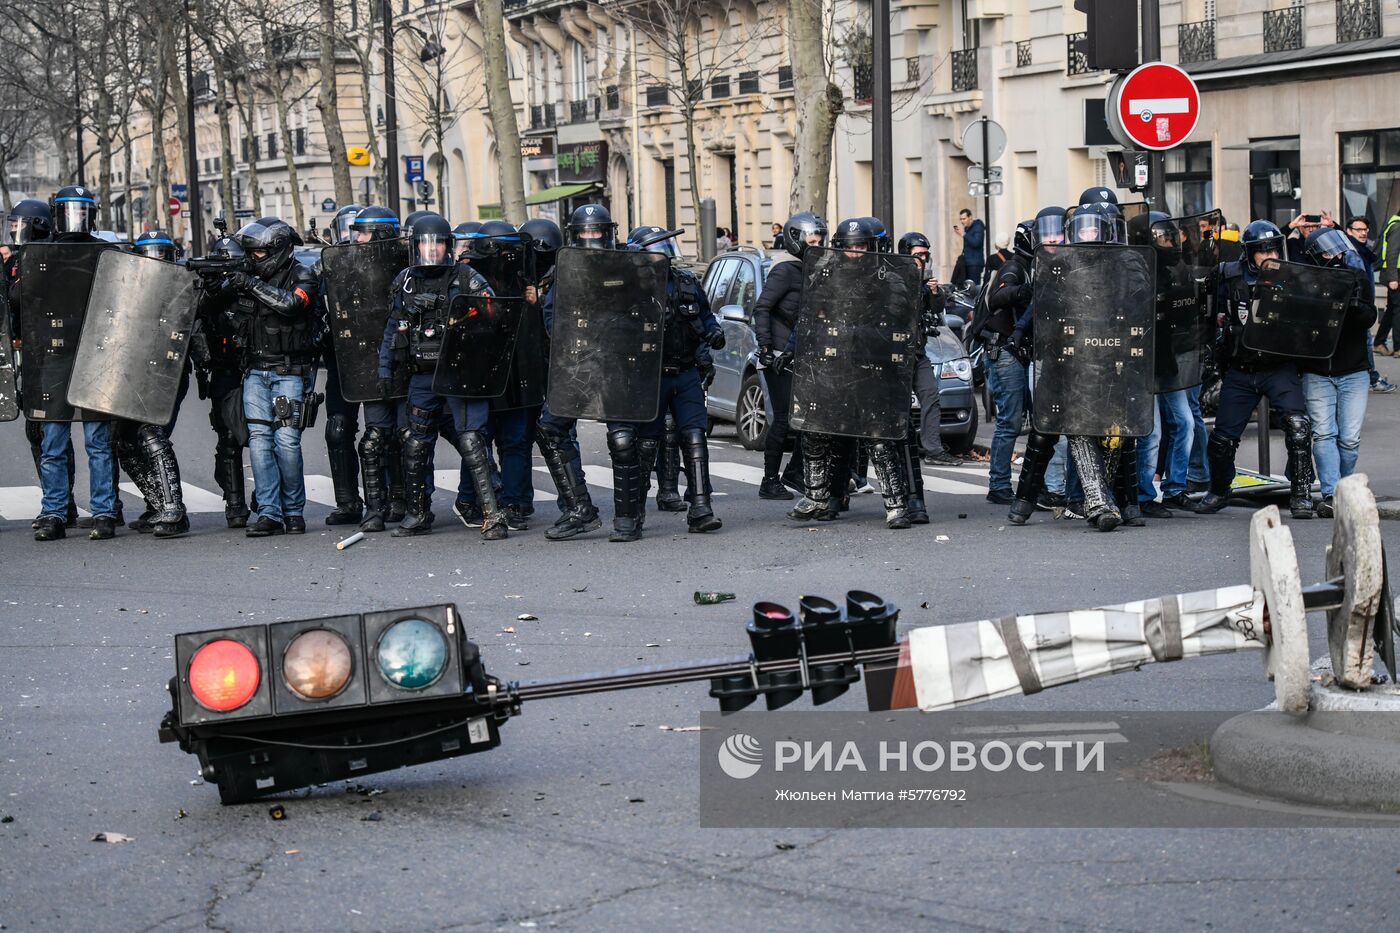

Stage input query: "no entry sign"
[{"left": 1107, "top": 62, "right": 1201, "bottom": 151}]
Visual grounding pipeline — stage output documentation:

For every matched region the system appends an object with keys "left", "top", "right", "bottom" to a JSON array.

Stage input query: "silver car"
[{"left": 701, "top": 248, "right": 979, "bottom": 452}]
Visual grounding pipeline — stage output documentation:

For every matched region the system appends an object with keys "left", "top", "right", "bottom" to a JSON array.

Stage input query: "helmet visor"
[
  {"left": 135, "top": 239, "right": 174, "bottom": 260},
  {"left": 570, "top": 224, "right": 614, "bottom": 249},
  {"left": 3, "top": 216, "right": 43, "bottom": 245},
  {"left": 1308, "top": 228, "right": 1353, "bottom": 261},
  {"left": 411, "top": 233, "right": 455, "bottom": 267},
  {"left": 55, "top": 200, "right": 95, "bottom": 234},
  {"left": 1034, "top": 213, "right": 1066, "bottom": 245},
  {"left": 332, "top": 212, "right": 358, "bottom": 243},
  {"left": 234, "top": 221, "right": 282, "bottom": 251}
]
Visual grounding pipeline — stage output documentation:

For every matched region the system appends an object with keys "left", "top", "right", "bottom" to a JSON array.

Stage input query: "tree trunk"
[
  {"left": 0, "top": 166, "right": 12, "bottom": 217},
  {"left": 163, "top": 17, "right": 191, "bottom": 240},
  {"left": 209, "top": 48, "right": 237, "bottom": 224},
  {"left": 231, "top": 79, "right": 262, "bottom": 218},
  {"left": 477, "top": 0, "right": 525, "bottom": 221},
  {"left": 121, "top": 123, "right": 134, "bottom": 237},
  {"left": 354, "top": 4, "right": 384, "bottom": 205},
  {"left": 316, "top": 0, "right": 353, "bottom": 206},
  {"left": 148, "top": 42, "right": 171, "bottom": 235},
  {"left": 789, "top": 0, "right": 839, "bottom": 216},
  {"left": 268, "top": 71, "right": 304, "bottom": 231},
  {"left": 677, "top": 44, "right": 702, "bottom": 234}
]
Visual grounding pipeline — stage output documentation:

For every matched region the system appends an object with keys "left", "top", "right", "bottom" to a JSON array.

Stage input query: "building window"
[
  {"left": 646, "top": 85, "right": 669, "bottom": 108},
  {"left": 738, "top": 71, "right": 759, "bottom": 95},
  {"left": 1164, "top": 142, "right": 1213, "bottom": 216},
  {"left": 569, "top": 38, "right": 588, "bottom": 101},
  {"left": 606, "top": 85, "right": 620, "bottom": 109},
  {"left": 662, "top": 159, "right": 676, "bottom": 230},
  {"left": 266, "top": 132, "right": 277, "bottom": 159},
  {"left": 776, "top": 65, "right": 793, "bottom": 90},
  {"left": 1340, "top": 129, "right": 1400, "bottom": 249},
  {"left": 295, "top": 127, "right": 306, "bottom": 156},
  {"left": 711, "top": 75, "right": 730, "bottom": 99}
]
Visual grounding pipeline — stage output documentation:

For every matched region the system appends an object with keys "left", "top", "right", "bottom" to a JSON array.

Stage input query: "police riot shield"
[
  {"left": 547, "top": 247, "right": 667, "bottom": 422},
  {"left": 321, "top": 239, "right": 408, "bottom": 402},
  {"left": 1031, "top": 243, "right": 1156, "bottom": 437},
  {"left": 66, "top": 251, "right": 197, "bottom": 424},
  {"left": 788, "top": 248, "right": 922, "bottom": 440},
  {"left": 1241, "top": 259, "right": 1355, "bottom": 359},
  {"left": 432, "top": 295, "right": 525, "bottom": 398},
  {"left": 1151, "top": 215, "right": 1212, "bottom": 393},
  {"left": 17, "top": 241, "right": 119, "bottom": 421},
  {"left": 496, "top": 300, "right": 548, "bottom": 410},
  {"left": 0, "top": 291, "right": 17, "bottom": 422}
]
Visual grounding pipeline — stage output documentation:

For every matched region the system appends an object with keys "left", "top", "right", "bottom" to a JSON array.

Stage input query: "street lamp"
[{"left": 380, "top": 2, "right": 446, "bottom": 213}]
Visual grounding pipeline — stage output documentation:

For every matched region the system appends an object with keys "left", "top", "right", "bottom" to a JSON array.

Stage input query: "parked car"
[{"left": 700, "top": 247, "right": 979, "bottom": 453}]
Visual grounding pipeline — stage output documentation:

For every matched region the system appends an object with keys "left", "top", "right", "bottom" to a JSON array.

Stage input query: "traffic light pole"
[
  {"left": 1141, "top": 0, "right": 1167, "bottom": 210},
  {"left": 382, "top": 0, "right": 400, "bottom": 212},
  {"left": 982, "top": 117, "right": 992, "bottom": 268}
]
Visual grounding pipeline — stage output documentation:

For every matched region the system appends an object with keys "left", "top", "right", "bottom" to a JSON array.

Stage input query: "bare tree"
[
  {"left": 394, "top": 6, "right": 481, "bottom": 213},
  {"left": 346, "top": 0, "right": 386, "bottom": 204},
  {"left": 316, "top": 0, "right": 353, "bottom": 207},
  {"left": 612, "top": 0, "right": 781, "bottom": 233},
  {"left": 789, "top": 0, "right": 842, "bottom": 215}
]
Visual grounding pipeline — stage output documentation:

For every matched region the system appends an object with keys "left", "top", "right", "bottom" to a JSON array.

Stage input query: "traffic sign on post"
[
  {"left": 168, "top": 196, "right": 182, "bottom": 217},
  {"left": 1107, "top": 62, "right": 1201, "bottom": 151},
  {"left": 961, "top": 119, "right": 1006, "bottom": 166}
]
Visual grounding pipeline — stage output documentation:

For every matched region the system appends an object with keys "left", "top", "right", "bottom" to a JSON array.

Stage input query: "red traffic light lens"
[
  {"left": 282, "top": 629, "right": 354, "bottom": 700},
  {"left": 188, "top": 639, "right": 261, "bottom": 712}
]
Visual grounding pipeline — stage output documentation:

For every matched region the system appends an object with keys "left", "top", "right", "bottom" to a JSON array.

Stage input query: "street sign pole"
[
  {"left": 382, "top": 0, "right": 400, "bottom": 211},
  {"left": 871, "top": 0, "right": 894, "bottom": 232},
  {"left": 1141, "top": 0, "right": 1166, "bottom": 211},
  {"left": 981, "top": 117, "right": 991, "bottom": 269}
]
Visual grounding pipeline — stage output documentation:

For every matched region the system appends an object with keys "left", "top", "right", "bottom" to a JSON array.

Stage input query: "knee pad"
[
  {"left": 401, "top": 434, "right": 434, "bottom": 465},
  {"left": 1282, "top": 413, "right": 1312, "bottom": 447},
  {"left": 607, "top": 427, "right": 638, "bottom": 464},
  {"left": 1207, "top": 433, "right": 1239, "bottom": 459},
  {"left": 359, "top": 425, "right": 389, "bottom": 458},
  {"left": 326, "top": 413, "right": 355, "bottom": 447}
]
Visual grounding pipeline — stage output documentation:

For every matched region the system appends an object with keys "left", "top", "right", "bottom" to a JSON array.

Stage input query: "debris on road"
[
  {"left": 268, "top": 805, "right": 287, "bottom": 821},
  {"left": 335, "top": 531, "right": 365, "bottom": 550},
  {"left": 361, "top": 811, "right": 383, "bottom": 822},
  {"left": 694, "top": 591, "right": 736, "bottom": 605},
  {"left": 502, "top": 626, "right": 516, "bottom": 634},
  {"left": 92, "top": 832, "right": 134, "bottom": 844},
  {"left": 658, "top": 725, "right": 712, "bottom": 733},
  {"left": 517, "top": 613, "right": 538, "bottom": 621}
]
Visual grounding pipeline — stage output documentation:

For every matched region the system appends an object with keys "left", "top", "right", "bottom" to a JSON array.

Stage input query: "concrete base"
[{"left": 1211, "top": 682, "right": 1400, "bottom": 810}]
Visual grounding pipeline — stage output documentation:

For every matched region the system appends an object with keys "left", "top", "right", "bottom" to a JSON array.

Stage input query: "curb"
[{"left": 1211, "top": 706, "right": 1400, "bottom": 810}]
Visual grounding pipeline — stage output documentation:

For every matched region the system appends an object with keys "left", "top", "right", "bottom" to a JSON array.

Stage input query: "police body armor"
[
  {"left": 397, "top": 269, "right": 456, "bottom": 375},
  {"left": 237, "top": 262, "right": 318, "bottom": 372},
  {"left": 660, "top": 267, "right": 707, "bottom": 374}
]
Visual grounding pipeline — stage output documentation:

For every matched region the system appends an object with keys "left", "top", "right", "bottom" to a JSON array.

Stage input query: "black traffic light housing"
[{"left": 1073, "top": 0, "right": 1139, "bottom": 72}]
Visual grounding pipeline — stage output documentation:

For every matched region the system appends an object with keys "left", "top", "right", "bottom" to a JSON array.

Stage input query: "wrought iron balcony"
[
  {"left": 905, "top": 56, "right": 921, "bottom": 84},
  {"left": 1016, "top": 39, "right": 1032, "bottom": 68},
  {"left": 951, "top": 48, "right": 978, "bottom": 92},
  {"left": 1178, "top": 19, "right": 1216, "bottom": 63},
  {"left": 1066, "top": 32, "right": 1091, "bottom": 76},
  {"left": 852, "top": 62, "right": 873, "bottom": 101},
  {"left": 1336, "top": 0, "right": 1381, "bottom": 42},
  {"left": 1263, "top": 5, "right": 1304, "bottom": 52}
]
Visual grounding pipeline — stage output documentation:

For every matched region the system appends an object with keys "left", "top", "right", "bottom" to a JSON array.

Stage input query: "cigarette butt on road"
[{"left": 336, "top": 532, "right": 366, "bottom": 550}]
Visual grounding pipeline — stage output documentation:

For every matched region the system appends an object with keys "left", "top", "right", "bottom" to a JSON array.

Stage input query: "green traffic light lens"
[{"left": 375, "top": 618, "right": 449, "bottom": 690}]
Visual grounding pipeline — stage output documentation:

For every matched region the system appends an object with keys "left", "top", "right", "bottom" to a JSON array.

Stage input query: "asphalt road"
[{"left": 3, "top": 369, "right": 1400, "bottom": 931}]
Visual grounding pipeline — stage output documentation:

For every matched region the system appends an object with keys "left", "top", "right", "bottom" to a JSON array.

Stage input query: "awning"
[
  {"left": 526, "top": 182, "right": 599, "bottom": 205},
  {"left": 1222, "top": 138, "right": 1300, "bottom": 152}
]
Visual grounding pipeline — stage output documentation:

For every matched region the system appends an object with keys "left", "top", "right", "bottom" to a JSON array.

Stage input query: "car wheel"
[
  {"left": 943, "top": 403, "right": 979, "bottom": 456},
  {"left": 736, "top": 373, "right": 769, "bottom": 451}
]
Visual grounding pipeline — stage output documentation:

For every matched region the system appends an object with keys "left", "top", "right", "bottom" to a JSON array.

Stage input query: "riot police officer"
[
  {"left": 379, "top": 212, "right": 507, "bottom": 540},
  {"left": 897, "top": 230, "right": 953, "bottom": 524},
  {"left": 26, "top": 186, "right": 121, "bottom": 541},
  {"left": 207, "top": 217, "right": 320, "bottom": 536},
  {"left": 754, "top": 211, "right": 826, "bottom": 500},
  {"left": 1195, "top": 220, "right": 1316, "bottom": 519},
  {"left": 607, "top": 228, "right": 726, "bottom": 541},
  {"left": 628, "top": 225, "right": 689, "bottom": 513},
  {"left": 319, "top": 203, "right": 367, "bottom": 526},
  {"left": 133, "top": 229, "right": 177, "bottom": 260},
  {"left": 4, "top": 199, "right": 78, "bottom": 529},
  {"left": 534, "top": 205, "right": 610, "bottom": 541}
]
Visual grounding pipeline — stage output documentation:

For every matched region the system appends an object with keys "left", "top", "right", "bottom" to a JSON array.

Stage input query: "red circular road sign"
[
  {"left": 1108, "top": 62, "right": 1201, "bottom": 151},
  {"left": 168, "top": 196, "right": 182, "bottom": 217}
]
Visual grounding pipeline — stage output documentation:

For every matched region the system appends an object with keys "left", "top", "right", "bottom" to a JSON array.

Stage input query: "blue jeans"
[
  {"left": 1186, "top": 385, "right": 1209, "bottom": 485},
  {"left": 39, "top": 420, "right": 116, "bottom": 518},
  {"left": 1045, "top": 437, "right": 1067, "bottom": 496},
  {"left": 985, "top": 350, "right": 1027, "bottom": 493},
  {"left": 490, "top": 408, "right": 535, "bottom": 509},
  {"left": 1138, "top": 390, "right": 1193, "bottom": 500},
  {"left": 243, "top": 369, "right": 307, "bottom": 522},
  {"left": 1303, "top": 370, "right": 1369, "bottom": 496}
]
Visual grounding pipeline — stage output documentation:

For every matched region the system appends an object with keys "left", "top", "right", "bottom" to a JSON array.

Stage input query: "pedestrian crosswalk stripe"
[{"left": 0, "top": 459, "right": 991, "bottom": 520}]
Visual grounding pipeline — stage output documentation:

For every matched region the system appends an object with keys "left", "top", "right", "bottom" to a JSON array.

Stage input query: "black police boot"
[
  {"left": 870, "top": 441, "right": 911, "bottom": 529},
  {"left": 654, "top": 427, "right": 687, "bottom": 512},
  {"left": 1068, "top": 436, "right": 1119, "bottom": 532},
  {"left": 900, "top": 428, "right": 930, "bottom": 524},
  {"left": 357, "top": 426, "right": 390, "bottom": 533},
  {"left": 325, "top": 415, "right": 364, "bottom": 525},
  {"left": 1009, "top": 431, "right": 1058, "bottom": 525},
  {"left": 607, "top": 428, "right": 643, "bottom": 542},
  {"left": 637, "top": 436, "right": 660, "bottom": 532},
  {"left": 385, "top": 430, "right": 408, "bottom": 523},
  {"left": 393, "top": 436, "right": 436, "bottom": 537},
  {"left": 89, "top": 515, "right": 117, "bottom": 540},
  {"left": 460, "top": 431, "right": 508, "bottom": 541},
  {"left": 1283, "top": 413, "right": 1315, "bottom": 519},
  {"left": 1113, "top": 438, "right": 1145, "bottom": 527},
  {"left": 141, "top": 427, "right": 190, "bottom": 538},
  {"left": 1193, "top": 434, "right": 1239, "bottom": 514},
  {"left": 284, "top": 515, "right": 306, "bottom": 534},
  {"left": 538, "top": 432, "right": 601, "bottom": 541},
  {"left": 215, "top": 444, "right": 250, "bottom": 528},
  {"left": 789, "top": 433, "right": 837, "bottom": 521},
  {"left": 33, "top": 515, "right": 66, "bottom": 541},
  {"left": 680, "top": 428, "right": 723, "bottom": 533},
  {"left": 116, "top": 436, "right": 160, "bottom": 534}
]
